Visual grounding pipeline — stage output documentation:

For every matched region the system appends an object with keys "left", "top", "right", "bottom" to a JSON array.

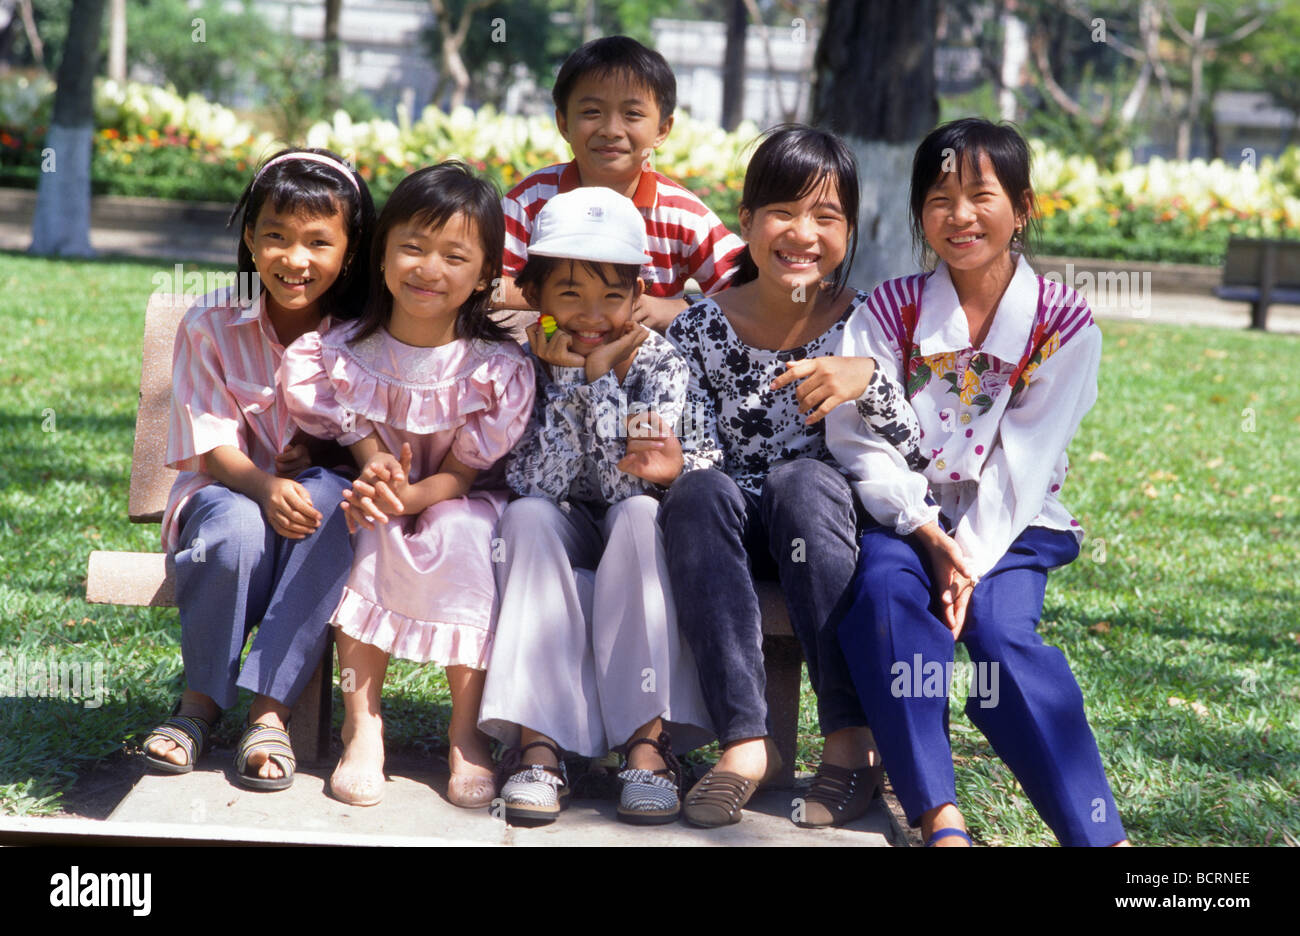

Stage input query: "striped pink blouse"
[{"left": 161, "top": 292, "right": 331, "bottom": 552}]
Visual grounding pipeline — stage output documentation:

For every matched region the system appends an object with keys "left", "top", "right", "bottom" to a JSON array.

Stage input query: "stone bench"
[
  {"left": 86, "top": 294, "right": 806, "bottom": 785},
  {"left": 1214, "top": 237, "right": 1300, "bottom": 331}
]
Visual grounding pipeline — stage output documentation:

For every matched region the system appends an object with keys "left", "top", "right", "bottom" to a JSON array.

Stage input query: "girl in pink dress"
[{"left": 281, "top": 162, "right": 535, "bottom": 808}]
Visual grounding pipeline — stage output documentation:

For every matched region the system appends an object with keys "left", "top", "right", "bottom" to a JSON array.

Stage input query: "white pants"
[{"left": 479, "top": 495, "right": 714, "bottom": 756}]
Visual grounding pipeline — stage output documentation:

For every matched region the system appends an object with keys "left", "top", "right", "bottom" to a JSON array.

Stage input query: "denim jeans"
[{"left": 658, "top": 459, "right": 868, "bottom": 745}]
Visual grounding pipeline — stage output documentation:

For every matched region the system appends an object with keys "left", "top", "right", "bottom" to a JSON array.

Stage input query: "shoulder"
[
  {"left": 666, "top": 296, "right": 720, "bottom": 347},
  {"left": 470, "top": 338, "right": 532, "bottom": 379},
  {"left": 648, "top": 171, "right": 722, "bottom": 220},
  {"left": 858, "top": 274, "right": 928, "bottom": 342},
  {"left": 1036, "top": 276, "right": 1096, "bottom": 352},
  {"left": 503, "top": 163, "right": 566, "bottom": 205}
]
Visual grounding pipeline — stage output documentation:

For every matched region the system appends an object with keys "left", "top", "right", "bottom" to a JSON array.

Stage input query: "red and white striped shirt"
[
  {"left": 161, "top": 292, "right": 331, "bottom": 552},
  {"left": 502, "top": 161, "right": 744, "bottom": 298}
]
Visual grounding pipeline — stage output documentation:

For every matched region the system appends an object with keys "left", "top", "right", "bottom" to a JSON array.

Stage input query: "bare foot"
[
  {"left": 145, "top": 691, "right": 218, "bottom": 767},
  {"left": 712, "top": 736, "right": 779, "bottom": 782},
  {"left": 243, "top": 695, "right": 290, "bottom": 781},
  {"left": 921, "top": 802, "right": 971, "bottom": 847},
  {"left": 330, "top": 712, "right": 386, "bottom": 806}
]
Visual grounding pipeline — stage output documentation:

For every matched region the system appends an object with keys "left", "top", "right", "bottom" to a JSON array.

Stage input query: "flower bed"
[{"left": 3, "top": 76, "right": 1297, "bottom": 266}]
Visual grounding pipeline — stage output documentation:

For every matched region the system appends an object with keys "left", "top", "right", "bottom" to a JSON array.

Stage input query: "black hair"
[
  {"left": 230, "top": 147, "right": 375, "bottom": 321},
  {"left": 515, "top": 255, "right": 642, "bottom": 306},
  {"left": 732, "top": 124, "right": 860, "bottom": 297},
  {"left": 552, "top": 35, "right": 676, "bottom": 121},
  {"left": 350, "top": 161, "right": 510, "bottom": 345},
  {"left": 909, "top": 118, "right": 1037, "bottom": 268}
]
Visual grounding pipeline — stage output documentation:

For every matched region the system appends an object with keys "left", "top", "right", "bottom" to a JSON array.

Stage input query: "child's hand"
[
  {"left": 342, "top": 444, "right": 412, "bottom": 531},
  {"left": 274, "top": 441, "right": 312, "bottom": 478},
  {"left": 585, "top": 321, "right": 648, "bottom": 383},
  {"left": 617, "top": 410, "right": 683, "bottom": 486},
  {"left": 259, "top": 476, "right": 322, "bottom": 539},
  {"left": 526, "top": 319, "right": 586, "bottom": 371},
  {"left": 631, "top": 295, "right": 687, "bottom": 333},
  {"left": 770, "top": 356, "right": 877, "bottom": 425}
]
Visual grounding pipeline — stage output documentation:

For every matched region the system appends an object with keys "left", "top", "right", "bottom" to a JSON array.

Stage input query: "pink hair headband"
[{"left": 254, "top": 151, "right": 360, "bottom": 194}]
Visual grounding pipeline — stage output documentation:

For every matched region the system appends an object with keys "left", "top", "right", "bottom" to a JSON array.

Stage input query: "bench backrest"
[
  {"left": 1221, "top": 238, "right": 1300, "bottom": 290},
  {"left": 129, "top": 293, "right": 190, "bottom": 522},
  {"left": 128, "top": 295, "right": 539, "bottom": 523}
]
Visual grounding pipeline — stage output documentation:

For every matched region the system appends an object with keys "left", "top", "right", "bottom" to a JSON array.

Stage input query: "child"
[
  {"left": 497, "top": 35, "right": 744, "bottom": 331},
  {"left": 478, "top": 187, "right": 713, "bottom": 826},
  {"left": 280, "top": 162, "right": 535, "bottom": 809},
  {"left": 658, "top": 126, "right": 921, "bottom": 828},
  {"left": 825, "top": 118, "right": 1129, "bottom": 847},
  {"left": 143, "top": 148, "right": 375, "bottom": 791}
]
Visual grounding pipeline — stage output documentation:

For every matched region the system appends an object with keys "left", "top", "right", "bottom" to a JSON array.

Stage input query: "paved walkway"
[{"left": 88, "top": 753, "right": 900, "bottom": 847}]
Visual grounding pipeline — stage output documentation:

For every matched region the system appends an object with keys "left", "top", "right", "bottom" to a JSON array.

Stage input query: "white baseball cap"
[{"left": 526, "top": 187, "right": 651, "bottom": 266}]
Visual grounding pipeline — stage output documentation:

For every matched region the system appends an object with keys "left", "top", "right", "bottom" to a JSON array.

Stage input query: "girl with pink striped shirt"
[{"left": 143, "top": 149, "right": 375, "bottom": 792}]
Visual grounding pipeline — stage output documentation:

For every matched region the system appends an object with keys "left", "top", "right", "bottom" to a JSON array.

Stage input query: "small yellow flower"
[
  {"left": 926, "top": 352, "right": 956, "bottom": 375},
  {"left": 1041, "top": 331, "right": 1061, "bottom": 360},
  {"left": 1020, "top": 361, "right": 1040, "bottom": 385},
  {"left": 959, "top": 367, "right": 981, "bottom": 404}
]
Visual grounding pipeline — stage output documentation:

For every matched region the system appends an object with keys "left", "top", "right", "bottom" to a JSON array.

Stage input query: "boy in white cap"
[{"left": 479, "top": 187, "right": 714, "bottom": 826}]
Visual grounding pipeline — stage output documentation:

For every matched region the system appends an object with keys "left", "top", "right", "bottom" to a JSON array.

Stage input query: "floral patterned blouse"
[
  {"left": 667, "top": 292, "right": 921, "bottom": 494},
  {"left": 505, "top": 329, "right": 689, "bottom": 506},
  {"left": 825, "top": 256, "right": 1101, "bottom": 578}
]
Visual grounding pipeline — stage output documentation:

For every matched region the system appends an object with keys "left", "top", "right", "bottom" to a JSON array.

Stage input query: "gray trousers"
[{"left": 172, "top": 466, "right": 354, "bottom": 710}]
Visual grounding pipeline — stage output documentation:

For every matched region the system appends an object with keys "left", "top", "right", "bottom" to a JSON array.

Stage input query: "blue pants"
[
  {"left": 172, "top": 466, "right": 354, "bottom": 710},
  {"left": 659, "top": 460, "right": 867, "bottom": 744},
  {"left": 838, "top": 524, "right": 1126, "bottom": 846}
]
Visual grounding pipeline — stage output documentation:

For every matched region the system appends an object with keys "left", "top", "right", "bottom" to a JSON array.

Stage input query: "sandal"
[
  {"left": 616, "top": 731, "right": 683, "bottom": 826},
  {"left": 795, "top": 761, "right": 885, "bottom": 828},
  {"left": 234, "top": 722, "right": 296, "bottom": 792},
  {"left": 926, "top": 827, "right": 973, "bottom": 847},
  {"left": 682, "top": 739, "right": 783, "bottom": 828},
  {"left": 142, "top": 705, "right": 217, "bottom": 774},
  {"left": 498, "top": 739, "right": 570, "bottom": 825}
]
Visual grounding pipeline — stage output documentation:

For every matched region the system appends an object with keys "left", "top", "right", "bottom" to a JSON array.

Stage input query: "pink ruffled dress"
[{"left": 279, "top": 322, "right": 535, "bottom": 668}]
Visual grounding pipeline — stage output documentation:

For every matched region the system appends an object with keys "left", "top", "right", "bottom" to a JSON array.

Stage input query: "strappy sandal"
[
  {"left": 498, "top": 739, "right": 570, "bottom": 825},
  {"left": 234, "top": 722, "right": 296, "bottom": 792},
  {"left": 682, "top": 740, "right": 783, "bottom": 828},
  {"left": 927, "top": 827, "right": 973, "bottom": 847},
  {"left": 616, "top": 731, "right": 683, "bottom": 825},
  {"left": 796, "top": 761, "right": 885, "bottom": 828},
  {"left": 142, "top": 705, "right": 217, "bottom": 774}
]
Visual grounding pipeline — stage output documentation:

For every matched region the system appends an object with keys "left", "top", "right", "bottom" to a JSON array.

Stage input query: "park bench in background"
[
  {"left": 86, "top": 294, "right": 806, "bottom": 786},
  {"left": 1214, "top": 237, "right": 1300, "bottom": 331}
]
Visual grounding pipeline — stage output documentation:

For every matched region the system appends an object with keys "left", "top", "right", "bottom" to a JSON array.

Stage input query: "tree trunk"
[
  {"left": 999, "top": 4, "right": 1027, "bottom": 121},
  {"left": 1176, "top": 6, "right": 1207, "bottom": 161},
  {"left": 721, "top": 0, "right": 746, "bottom": 131},
  {"left": 324, "top": 0, "right": 342, "bottom": 110},
  {"left": 30, "top": 0, "right": 106, "bottom": 258},
  {"left": 107, "top": 0, "right": 124, "bottom": 81},
  {"left": 812, "top": 0, "right": 938, "bottom": 289}
]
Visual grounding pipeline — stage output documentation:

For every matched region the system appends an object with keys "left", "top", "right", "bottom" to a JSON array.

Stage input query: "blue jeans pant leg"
[
  {"left": 174, "top": 483, "right": 277, "bottom": 710},
  {"left": 659, "top": 469, "right": 768, "bottom": 745},
  {"left": 238, "top": 466, "right": 355, "bottom": 707},
  {"left": 760, "top": 459, "right": 868, "bottom": 735},
  {"left": 838, "top": 526, "right": 958, "bottom": 824},
  {"left": 961, "top": 527, "right": 1127, "bottom": 846}
]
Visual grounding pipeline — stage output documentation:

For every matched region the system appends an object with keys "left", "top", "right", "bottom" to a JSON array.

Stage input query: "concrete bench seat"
[
  {"left": 88, "top": 294, "right": 807, "bottom": 785},
  {"left": 1214, "top": 237, "right": 1300, "bottom": 330}
]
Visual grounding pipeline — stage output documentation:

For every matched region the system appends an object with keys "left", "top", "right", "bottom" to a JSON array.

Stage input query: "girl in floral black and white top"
[{"left": 659, "top": 126, "right": 919, "bottom": 830}]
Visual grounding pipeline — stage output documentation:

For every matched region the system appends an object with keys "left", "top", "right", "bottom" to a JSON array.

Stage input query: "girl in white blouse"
[{"left": 825, "top": 118, "right": 1129, "bottom": 847}]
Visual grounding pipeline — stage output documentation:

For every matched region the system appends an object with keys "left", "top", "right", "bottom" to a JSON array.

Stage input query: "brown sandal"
[
  {"left": 682, "top": 738, "right": 784, "bottom": 828},
  {"left": 796, "top": 762, "right": 884, "bottom": 828}
]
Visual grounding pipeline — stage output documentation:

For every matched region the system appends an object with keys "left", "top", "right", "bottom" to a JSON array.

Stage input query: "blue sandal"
[{"left": 926, "top": 827, "right": 973, "bottom": 846}]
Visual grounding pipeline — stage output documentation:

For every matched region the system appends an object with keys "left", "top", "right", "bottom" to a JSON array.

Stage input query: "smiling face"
[
  {"left": 739, "top": 175, "right": 850, "bottom": 295},
  {"left": 243, "top": 204, "right": 349, "bottom": 318},
  {"left": 382, "top": 212, "right": 487, "bottom": 346},
  {"left": 529, "top": 260, "right": 643, "bottom": 356},
  {"left": 556, "top": 72, "right": 672, "bottom": 194},
  {"left": 921, "top": 150, "right": 1029, "bottom": 275}
]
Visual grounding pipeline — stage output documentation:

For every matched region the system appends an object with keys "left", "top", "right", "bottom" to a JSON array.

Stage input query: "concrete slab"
[{"left": 105, "top": 752, "right": 899, "bottom": 846}]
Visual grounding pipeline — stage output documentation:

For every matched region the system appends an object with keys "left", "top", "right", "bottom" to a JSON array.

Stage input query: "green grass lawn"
[{"left": 1, "top": 252, "right": 1296, "bottom": 845}]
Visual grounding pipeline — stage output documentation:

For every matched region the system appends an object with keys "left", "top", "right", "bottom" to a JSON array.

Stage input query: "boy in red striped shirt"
[{"left": 497, "top": 36, "right": 744, "bottom": 332}]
